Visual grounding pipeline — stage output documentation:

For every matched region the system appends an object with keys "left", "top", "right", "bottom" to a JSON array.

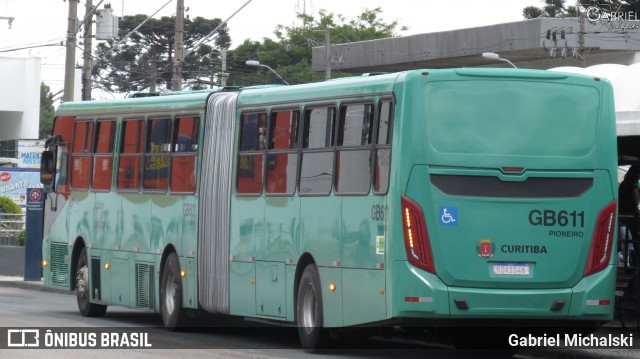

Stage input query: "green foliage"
[
  {"left": 16, "top": 229, "right": 25, "bottom": 246},
  {"left": 39, "top": 82, "right": 55, "bottom": 139},
  {"left": 0, "top": 196, "right": 22, "bottom": 215},
  {"left": 523, "top": 6, "right": 545, "bottom": 19},
  {"left": 94, "top": 15, "right": 231, "bottom": 92},
  {"left": 523, "top": 0, "right": 577, "bottom": 19},
  {"left": 93, "top": 8, "right": 404, "bottom": 90},
  {"left": 524, "top": 0, "right": 640, "bottom": 20},
  {"left": 227, "top": 7, "right": 406, "bottom": 86}
]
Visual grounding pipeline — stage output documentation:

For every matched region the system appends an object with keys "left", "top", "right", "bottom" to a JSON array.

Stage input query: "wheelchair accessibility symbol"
[{"left": 439, "top": 207, "right": 458, "bottom": 226}]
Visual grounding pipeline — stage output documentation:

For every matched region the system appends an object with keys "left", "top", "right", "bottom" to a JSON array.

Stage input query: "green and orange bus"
[{"left": 40, "top": 68, "right": 618, "bottom": 348}]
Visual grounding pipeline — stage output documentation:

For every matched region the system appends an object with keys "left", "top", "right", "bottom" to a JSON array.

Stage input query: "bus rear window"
[{"left": 424, "top": 81, "right": 599, "bottom": 157}]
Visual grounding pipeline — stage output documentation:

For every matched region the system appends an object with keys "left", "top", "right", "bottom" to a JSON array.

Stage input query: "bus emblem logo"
[
  {"left": 476, "top": 239, "right": 495, "bottom": 258},
  {"left": 440, "top": 207, "right": 458, "bottom": 225}
]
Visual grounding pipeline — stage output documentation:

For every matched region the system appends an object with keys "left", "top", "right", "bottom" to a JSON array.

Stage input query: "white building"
[{"left": 0, "top": 57, "right": 41, "bottom": 141}]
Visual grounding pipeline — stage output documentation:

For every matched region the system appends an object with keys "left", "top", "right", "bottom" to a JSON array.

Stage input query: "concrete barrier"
[{"left": 0, "top": 245, "right": 24, "bottom": 276}]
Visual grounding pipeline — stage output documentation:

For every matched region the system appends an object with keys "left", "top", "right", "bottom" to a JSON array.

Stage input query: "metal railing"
[{"left": 0, "top": 213, "right": 25, "bottom": 246}]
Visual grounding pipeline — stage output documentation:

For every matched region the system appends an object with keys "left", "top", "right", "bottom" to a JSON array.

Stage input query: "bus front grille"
[
  {"left": 50, "top": 243, "right": 68, "bottom": 286},
  {"left": 136, "top": 263, "right": 154, "bottom": 310}
]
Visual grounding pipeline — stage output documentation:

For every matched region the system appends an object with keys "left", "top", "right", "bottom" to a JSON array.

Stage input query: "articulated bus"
[{"left": 40, "top": 68, "right": 618, "bottom": 348}]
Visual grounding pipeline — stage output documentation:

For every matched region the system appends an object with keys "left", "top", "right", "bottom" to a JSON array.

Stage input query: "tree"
[
  {"left": 93, "top": 15, "right": 231, "bottom": 93},
  {"left": 588, "top": 1, "right": 640, "bottom": 15},
  {"left": 0, "top": 196, "right": 21, "bottom": 215},
  {"left": 523, "top": 0, "right": 577, "bottom": 19},
  {"left": 524, "top": 1, "right": 640, "bottom": 20},
  {"left": 227, "top": 7, "right": 406, "bottom": 85},
  {"left": 39, "top": 82, "right": 55, "bottom": 139},
  {"left": 0, "top": 196, "right": 22, "bottom": 244}
]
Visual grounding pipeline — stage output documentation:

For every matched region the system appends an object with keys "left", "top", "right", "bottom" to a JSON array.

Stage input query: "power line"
[{"left": 0, "top": 42, "right": 62, "bottom": 53}]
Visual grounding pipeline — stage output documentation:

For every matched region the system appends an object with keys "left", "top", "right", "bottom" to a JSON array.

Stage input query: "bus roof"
[
  {"left": 55, "top": 90, "right": 218, "bottom": 116},
  {"left": 235, "top": 68, "right": 607, "bottom": 107},
  {"left": 56, "top": 68, "right": 605, "bottom": 116},
  {"left": 237, "top": 72, "right": 401, "bottom": 107}
]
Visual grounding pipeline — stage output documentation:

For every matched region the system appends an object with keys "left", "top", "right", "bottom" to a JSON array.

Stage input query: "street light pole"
[
  {"left": 246, "top": 60, "right": 289, "bottom": 85},
  {"left": 481, "top": 52, "right": 517, "bottom": 69},
  {"left": 324, "top": 27, "right": 331, "bottom": 80}
]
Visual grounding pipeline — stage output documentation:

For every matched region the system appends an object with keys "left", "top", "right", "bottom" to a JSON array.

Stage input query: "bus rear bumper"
[{"left": 392, "top": 261, "right": 615, "bottom": 321}]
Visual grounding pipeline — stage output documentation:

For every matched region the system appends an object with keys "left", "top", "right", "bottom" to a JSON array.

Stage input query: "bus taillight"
[
  {"left": 584, "top": 201, "right": 617, "bottom": 277},
  {"left": 401, "top": 195, "right": 435, "bottom": 274}
]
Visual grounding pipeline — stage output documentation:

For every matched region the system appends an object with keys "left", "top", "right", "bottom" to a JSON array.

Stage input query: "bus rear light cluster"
[
  {"left": 401, "top": 195, "right": 435, "bottom": 274},
  {"left": 586, "top": 299, "right": 611, "bottom": 306},
  {"left": 584, "top": 201, "right": 617, "bottom": 277}
]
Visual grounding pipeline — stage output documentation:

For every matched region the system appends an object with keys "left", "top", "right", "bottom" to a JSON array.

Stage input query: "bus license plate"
[{"left": 492, "top": 263, "right": 530, "bottom": 275}]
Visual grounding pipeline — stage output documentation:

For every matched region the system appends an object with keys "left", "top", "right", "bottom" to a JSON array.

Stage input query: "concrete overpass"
[
  {"left": 312, "top": 18, "right": 640, "bottom": 72},
  {"left": 312, "top": 17, "right": 640, "bottom": 160}
]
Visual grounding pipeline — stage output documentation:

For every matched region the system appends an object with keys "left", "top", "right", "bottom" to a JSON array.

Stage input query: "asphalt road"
[{"left": 0, "top": 284, "right": 638, "bottom": 359}]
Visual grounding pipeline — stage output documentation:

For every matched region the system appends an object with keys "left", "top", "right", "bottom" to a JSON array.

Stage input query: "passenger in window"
[
  {"left": 176, "top": 133, "right": 193, "bottom": 152},
  {"left": 258, "top": 113, "right": 267, "bottom": 150}
]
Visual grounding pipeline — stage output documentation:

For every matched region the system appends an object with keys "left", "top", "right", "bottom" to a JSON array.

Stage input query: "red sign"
[
  {"left": 476, "top": 239, "right": 495, "bottom": 258},
  {"left": 0, "top": 172, "right": 10, "bottom": 182},
  {"left": 28, "top": 188, "right": 43, "bottom": 202}
]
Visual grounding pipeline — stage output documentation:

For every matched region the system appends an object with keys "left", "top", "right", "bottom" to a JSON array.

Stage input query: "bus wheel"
[
  {"left": 161, "top": 252, "right": 186, "bottom": 329},
  {"left": 76, "top": 247, "right": 107, "bottom": 317},
  {"left": 296, "top": 264, "right": 328, "bottom": 350}
]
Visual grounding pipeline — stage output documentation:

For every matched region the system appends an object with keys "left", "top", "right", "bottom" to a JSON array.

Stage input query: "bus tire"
[
  {"left": 161, "top": 252, "right": 186, "bottom": 329},
  {"left": 76, "top": 247, "right": 107, "bottom": 317},
  {"left": 296, "top": 264, "right": 328, "bottom": 350}
]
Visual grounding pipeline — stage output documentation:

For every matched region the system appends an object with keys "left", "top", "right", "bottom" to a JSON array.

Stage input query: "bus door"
[{"left": 337, "top": 102, "right": 387, "bottom": 325}]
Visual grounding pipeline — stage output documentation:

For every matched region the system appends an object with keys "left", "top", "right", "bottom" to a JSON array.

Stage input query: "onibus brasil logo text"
[{"left": 7, "top": 329, "right": 152, "bottom": 348}]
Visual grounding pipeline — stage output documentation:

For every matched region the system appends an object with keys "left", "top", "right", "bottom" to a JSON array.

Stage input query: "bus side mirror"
[{"left": 40, "top": 150, "right": 55, "bottom": 193}]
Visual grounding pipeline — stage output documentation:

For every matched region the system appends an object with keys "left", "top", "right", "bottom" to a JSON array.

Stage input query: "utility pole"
[
  {"left": 324, "top": 27, "right": 331, "bottom": 80},
  {"left": 150, "top": 60, "right": 157, "bottom": 93},
  {"left": 171, "top": 0, "right": 184, "bottom": 91},
  {"left": 221, "top": 49, "right": 227, "bottom": 86},
  {"left": 82, "top": 0, "right": 93, "bottom": 101},
  {"left": 63, "top": 0, "right": 79, "bottom": 102}
]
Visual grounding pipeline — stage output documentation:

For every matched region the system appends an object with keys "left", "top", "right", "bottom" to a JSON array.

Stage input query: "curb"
[{"left": 0, "top": 279, "right": 71, "bottom": 295}]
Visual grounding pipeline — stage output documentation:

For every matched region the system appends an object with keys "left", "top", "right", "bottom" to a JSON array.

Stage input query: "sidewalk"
[{"left": 0, "top": 275, "right": 70, "bottom": 294}]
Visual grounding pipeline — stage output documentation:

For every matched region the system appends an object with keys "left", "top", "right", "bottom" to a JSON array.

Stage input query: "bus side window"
[
  {"left": 300, "top": 107, "right": 335, "bottom": 195},
  {"left": 70, "top": 120, "right": 94, "bottom": 190},
  {"left": 117, "top": 119, "right": 144, "bottom": 191},
  {"left": 143, "top": 117, "right": 171, "bottom": 192},
  {"left": 237, "top": 112, "right": 266, "bottom": 195},
  {"left": 266, "top": 109, "right": 299, "bottom": 195},
  {"left": 335, "top": 103, "right": 374, "bottom": 195},
  {"left": 171, "top": 116, "right": 199, "bottom": 193},
  {"left": 374, "top": 100, "right": 393, "bottom": 195},
  {"left": 92, "top": 120, "right": 115, "bottom": 191}
]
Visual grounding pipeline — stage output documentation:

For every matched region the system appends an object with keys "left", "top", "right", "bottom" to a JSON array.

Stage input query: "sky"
[{"left": 0, "top": 0, "right": 540, "bottom": 100}]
